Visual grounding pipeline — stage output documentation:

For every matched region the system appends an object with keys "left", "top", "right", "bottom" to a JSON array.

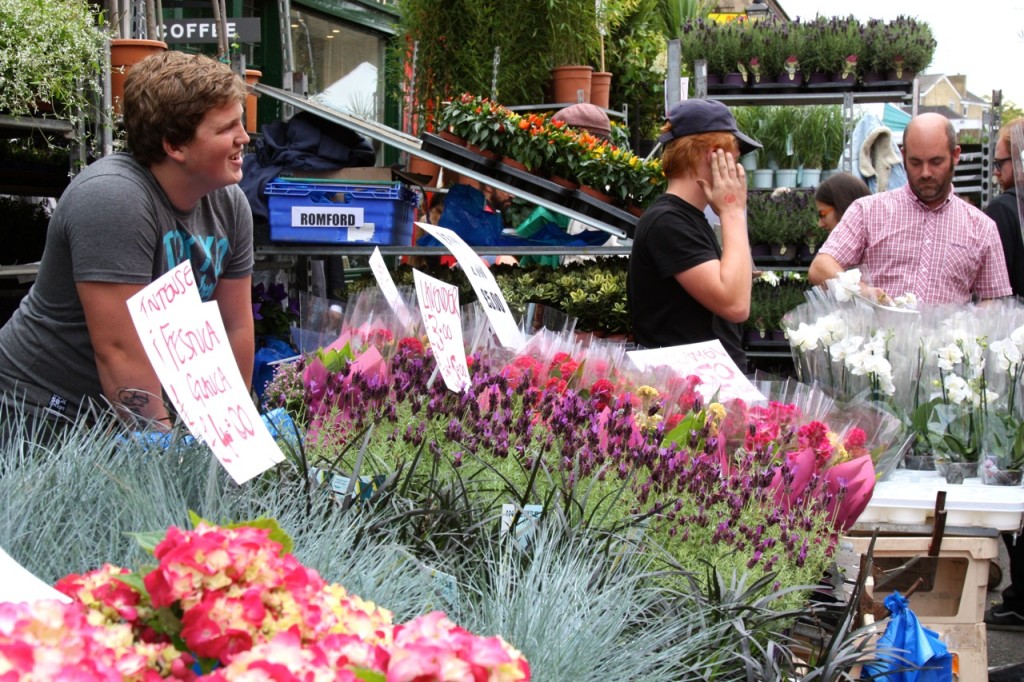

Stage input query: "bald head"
[
  {"left": 902, "top": 112, "right": 959, "bottom": 208},
  {"left": 904, "top": 113, "right": 957, "bottom": 156}
]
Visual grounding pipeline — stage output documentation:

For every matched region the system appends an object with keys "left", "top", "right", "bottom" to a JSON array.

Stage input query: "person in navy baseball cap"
[
  {"left": 627, "top": 98, "right": 759, "bottom": 371},
  {"left": 658, "top": 99, "right": 761, "bottom": 154}
]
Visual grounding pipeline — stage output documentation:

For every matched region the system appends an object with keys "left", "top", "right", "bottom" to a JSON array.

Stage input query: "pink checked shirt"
[{"left": 819, "top": 183, "right": 1012, "bottom": 303}]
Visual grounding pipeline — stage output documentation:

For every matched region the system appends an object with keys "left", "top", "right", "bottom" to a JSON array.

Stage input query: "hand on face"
[{"left": 699, "top": 148, "right": 746, "bottom": 217}]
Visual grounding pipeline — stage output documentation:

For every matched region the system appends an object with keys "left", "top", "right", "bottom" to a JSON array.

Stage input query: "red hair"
[{"left": 661, "top": 130, "right": 738, "bottom": 179}]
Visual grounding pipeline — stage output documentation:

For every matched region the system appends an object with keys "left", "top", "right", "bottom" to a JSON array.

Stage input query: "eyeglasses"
[
  {"left": 817, "top": 207, "right": 834, "bottom": 219},
  {"left": 994, "top": 157, "right": 1012, "bottom": 173}
]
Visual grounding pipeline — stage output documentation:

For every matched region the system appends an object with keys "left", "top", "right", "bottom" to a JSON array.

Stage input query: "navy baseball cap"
[{"left": 657, "top": 99, "right": 761, "bottom": 154}]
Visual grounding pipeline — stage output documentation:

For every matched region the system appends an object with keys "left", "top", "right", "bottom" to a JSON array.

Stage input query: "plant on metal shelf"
[{"left": 0, "top": 0, "right": 106, "bottom": 117}]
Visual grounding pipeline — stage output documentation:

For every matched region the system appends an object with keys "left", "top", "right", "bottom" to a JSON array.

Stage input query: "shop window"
[{"left": 290, "top": 8, "right": 384, "bottom": 121}]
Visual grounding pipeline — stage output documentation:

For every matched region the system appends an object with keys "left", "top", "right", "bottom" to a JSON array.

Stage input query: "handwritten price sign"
[
  {"left": 128, "top": 261, "right": 284, "bottom": 484},
  {"left": 627, "top": 340, "right": 766, "bottom": 404},
  {"left": 413, "top": 269, "right": 471, "bottom": 392},
  {"left": 415, "top": 222, "right": 523, "bottom": 349}
]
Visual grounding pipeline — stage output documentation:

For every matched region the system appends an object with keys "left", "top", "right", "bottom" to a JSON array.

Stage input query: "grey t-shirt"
[{"left": 0, "top": 153, "right": 253, "bottom": 419}]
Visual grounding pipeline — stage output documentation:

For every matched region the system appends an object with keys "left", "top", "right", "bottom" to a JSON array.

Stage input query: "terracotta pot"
[
  {"left": 438, "top": 130, "right": 467, "bottom": 146},
  {"left": 110, "top": 39, "right": 167, "bottom": 114},
  {"left": 501, "top": 156, "right": 530, "bottom": 173},
  {"left": 578, "top": 184, "right": 613, "bottom": 204},
  {"left": 549, "top": 175, "right": 579, "bottom": 191},
  {"left": 244, "top": 69, "right": 261, "bottom": 133},
  {"left": 407, "top": 156, "right": 440, "bottom": 186},
  {"left": 551, "top": 65, "right": 593, "bottom": 104},
  {"left": 590, "top": 71, "right": 612, "bottom": 109}
]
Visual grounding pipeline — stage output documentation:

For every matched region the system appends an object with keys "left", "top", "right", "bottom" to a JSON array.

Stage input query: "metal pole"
[
  {"left": 666, "top": 39, "right": 681, "bottom": 108},
  {"left": 491, "top": 46, "right": 500, "bottom": 102}
]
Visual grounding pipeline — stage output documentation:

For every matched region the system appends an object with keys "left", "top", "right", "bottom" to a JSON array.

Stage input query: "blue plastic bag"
[
  {"left": 417, "top": 184, "right": 506, "bottom": 246},
  {"left": 862, "top": 591, "right": 953, "bottom": 681}
]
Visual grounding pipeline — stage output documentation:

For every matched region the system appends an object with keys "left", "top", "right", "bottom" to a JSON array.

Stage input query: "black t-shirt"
[
  {"left": 627, "top": 193, "right": 745, "bottom": 368},
  {"left": 985, "top": 189, "right": 1024, "bottom": 298}
]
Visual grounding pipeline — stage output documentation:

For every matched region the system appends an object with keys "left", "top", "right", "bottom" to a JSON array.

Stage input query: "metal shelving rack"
[{"left": 252, "top": 83, "right": 634, "bottom": 246}]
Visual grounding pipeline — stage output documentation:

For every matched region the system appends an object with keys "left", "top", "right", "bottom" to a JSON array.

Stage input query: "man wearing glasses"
[
  {"left": 809, "top": 113, "right": 1011, "bottom": 304},
  {"left": 982, "top": 117, "right": 1024, "bottom": 632},
  {"left": 985, "top": 117, "right": 1024, "bottom": 298}
]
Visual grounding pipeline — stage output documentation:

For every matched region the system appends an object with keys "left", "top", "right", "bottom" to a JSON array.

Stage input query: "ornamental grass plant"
[{"left": 0, "top": 400, "right": 890, "bottom": 679}]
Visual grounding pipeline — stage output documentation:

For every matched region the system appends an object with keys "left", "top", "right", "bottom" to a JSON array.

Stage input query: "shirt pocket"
[{"left": 940, "top": 240, "right": 978, "bottom": 292}]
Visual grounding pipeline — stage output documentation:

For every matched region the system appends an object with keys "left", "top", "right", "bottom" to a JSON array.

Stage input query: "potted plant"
[
  {"left": 701, "top": 19, "right": 746, "bottom": 88},
  {"left": 802, "top": 15, "right": 863, "bottom": 86},
  {"left": 760, "top": 106, "right": 802, "bottom": 185},
  {"left": 796, "top": 106, "right": 835, "bottom": 185},
  {"left": 546, "top": 0, "right": 603, "bottom": 102},
  {"left": 873, "top": 15, "right": 936, "bottom": 81},
  {"left": 0, "top": 0, "right": 106, "bottom": 118},
  {"left": 775, "top": 18, "right": 806, "bottom": 87},
  {"left": 743, "top": 16, "right": 789, "bottom": 87}
]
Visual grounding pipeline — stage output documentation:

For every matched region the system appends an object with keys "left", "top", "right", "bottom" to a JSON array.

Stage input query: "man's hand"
[
  {"left": 698, "top": 148, "right": 747, "bottom": 219},
  {"left": 861, "top": 284, "right": 892, "bottom": 306}
]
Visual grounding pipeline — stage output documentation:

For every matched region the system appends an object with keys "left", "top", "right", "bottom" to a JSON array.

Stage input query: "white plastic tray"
[{"left": 858, "top": 469, "right": 1024, "bottom": 530}]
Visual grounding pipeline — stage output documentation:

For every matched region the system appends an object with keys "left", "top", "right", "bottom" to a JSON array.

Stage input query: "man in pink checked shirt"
[{"left": 809, "top": 113, "right": 1012, "bottom": 304}]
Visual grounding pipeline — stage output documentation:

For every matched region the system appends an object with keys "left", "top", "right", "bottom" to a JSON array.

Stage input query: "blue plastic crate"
[{"left": 265, "top": 178, "right": 416, "bottom": 244}]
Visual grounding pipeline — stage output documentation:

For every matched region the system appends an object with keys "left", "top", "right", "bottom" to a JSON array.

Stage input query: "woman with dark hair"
[{"left": 814, "top": 172, "right": 871, "bottom": 231}]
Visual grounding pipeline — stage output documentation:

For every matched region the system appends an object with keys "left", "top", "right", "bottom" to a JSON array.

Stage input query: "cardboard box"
[
  {"left": 294, "top": 166, "right": 395, "bottom": 183},
  {"left": 842, "top": 535, "right": 998, "bottom": 625},
  {"left": 926, "top": 622, "right": 987, "bottom": 681}
]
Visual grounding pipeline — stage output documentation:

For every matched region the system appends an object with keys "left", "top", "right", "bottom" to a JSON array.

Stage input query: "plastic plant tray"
[{"left": 857, "top": 469, "right": 1024, "bottom": 530}]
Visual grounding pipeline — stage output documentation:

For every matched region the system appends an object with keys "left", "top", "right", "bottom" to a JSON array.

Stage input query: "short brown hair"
[
  {"left": 123, "top": 51, "right": 248, "bottom": 166},
  {"left": 660, "top": 129, "right": 738, "bottom": 179}
]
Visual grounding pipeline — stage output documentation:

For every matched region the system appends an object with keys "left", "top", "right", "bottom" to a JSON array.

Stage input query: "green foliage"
[
  {"left": 0, "top": 389, "right": 891, "bottom": 679},
  {"left": 864, "top": 15, "right": 936, "bottom": 75},
  {"left": 758, "top": 106, "right": 802, "bottom": 170},
  {"left": 747, "top": 271, "right": 808, "bottom": 333},
  {"left": 348, "top": 258, "right": 631, "bottom": 335},
  {"left": 802, "top": 15, "right": 864, "bottom": 76},
  {"left": 748, "top": 189, "right": 816, "bottom": 245},
  {"left": 606, "top": 4, "right": 671, "bottom": 141},
  {"left": 0, "top": 0, "right": 106, "bottom": 117}
]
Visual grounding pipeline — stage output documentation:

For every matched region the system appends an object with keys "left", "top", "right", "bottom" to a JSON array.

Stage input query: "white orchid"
[
  {"left": 891, "top": 292, "right": 918, "bottom": 309},
  {"left": 941, "top": 374, "right": 971, "bottom": 405},
  {"left": 832, "top": 269, "right": 862, "bottom": 303},
  {"left": 990, "top": 337, "right": 1023, "bottom": 373},
  {"left": 757, "top": 271, "right": 780, "bottom": 286},
  {"left": 1010, "top": 324, "right": 1024, "bottom": 348},
  {"left": 971, "top": 388, "right": 1000, "bottom": 409},
  {"left": 787, "top": 322, "right": 821, "bottom": 354},
  {"left": 934, "top": 343, "right": 964, "bottom": 371},
  {"left": 816, "top": 313, "right": 847, "bottom": 347},
  {"left": 830, "top": 334, "right": 864, "bottom": 362}
]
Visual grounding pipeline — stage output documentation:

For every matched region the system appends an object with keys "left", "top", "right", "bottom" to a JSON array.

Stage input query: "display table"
[{"left": 841, "top": 469, "right": 1024, "bottom": 679}]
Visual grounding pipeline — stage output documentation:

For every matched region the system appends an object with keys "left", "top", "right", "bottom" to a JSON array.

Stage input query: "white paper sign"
[
  {"left": 413, "top": 269, "right": 470, "bottom": 392},
  {"left": 415, "top": 221, "right": 523, "bottom": 349},
  {"left": 369, "top": 247, "right": 414, "bottom": 330},
  {"left": 0, "top": 547, "right": 71, "bottom": 604},
  {"left": 127, "top": 261, "right": 285, "bottom": 484},
  {"left": 500, "top": 503, "right": 543, "bottom": 550},
  {"left": 627, "top": 340, "right": 766, "bottom": 404}
]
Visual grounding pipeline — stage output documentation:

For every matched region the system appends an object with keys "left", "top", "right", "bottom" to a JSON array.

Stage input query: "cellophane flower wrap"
[
  {"left": 37, "top": 519, "right": 531, "bottom": 681},
  {"left": 266, "top": 300, "right": 897, "bottom": 600},
  {"left": 785, "top": 279, "right": 1024, "bottom": 473}
]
